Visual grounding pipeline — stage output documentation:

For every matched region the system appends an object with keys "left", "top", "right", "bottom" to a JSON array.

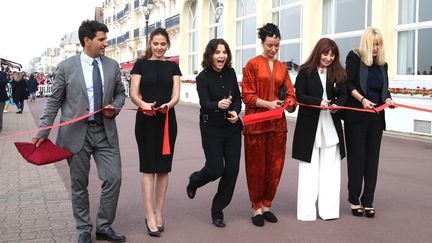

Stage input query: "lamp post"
[
  {"left": 214, "top": 2, "right": 223, "bottom": 38},
  {"left": 142, "top": 0, "right": 154, "bottom": 47}
]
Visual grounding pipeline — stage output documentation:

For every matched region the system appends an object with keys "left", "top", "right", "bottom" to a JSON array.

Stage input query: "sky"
[{"left": 0, "top": 0, "right": 102, "bottom": 70}]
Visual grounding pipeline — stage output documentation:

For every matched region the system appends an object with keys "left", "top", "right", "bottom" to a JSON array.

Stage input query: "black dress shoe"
[
  {"left": 262, "top": 211, "right": 278, "bottom": 223},
  {"left": 351, "top": 206, "right": 364, "bottom": 217},
  {"left": 212, "top": 218, "right": 226, "bottom": 228},
  {"left": 186, "top": 183, "right": 197, "bottom": 199},
  {"left": 96, "top": 227, "right": 126, "bottom": 242},
  {"left": 251, "top": 214, "right": 264, "bottom": 227},
  {"left": 78, "top": 232, "right": 91, "bottom": 243},
  {"left": 145, "top": 218, "right": 161, "bottom": 237}
]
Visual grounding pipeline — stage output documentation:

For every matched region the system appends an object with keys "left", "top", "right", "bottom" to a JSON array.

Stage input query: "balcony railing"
[{"left": 165, "top": 14, "right": 180, "bottom": 29}]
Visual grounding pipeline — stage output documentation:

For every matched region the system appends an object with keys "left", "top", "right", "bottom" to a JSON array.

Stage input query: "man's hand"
[
  {"left": 102, "top": 104, "right": 116, "bottom": 118},
  {"left": 32, "top": 136, "right": 45, "bottom": 147}
]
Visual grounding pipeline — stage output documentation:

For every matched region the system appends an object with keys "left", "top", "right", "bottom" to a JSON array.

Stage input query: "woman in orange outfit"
[{"left": 241, "top": 23, "right": 297, "bottom": 227}]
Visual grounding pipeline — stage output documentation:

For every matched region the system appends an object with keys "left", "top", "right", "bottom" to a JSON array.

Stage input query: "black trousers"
[
  {"left": 344, "top": 113, "right": 384, "bottom": 208},
  {"left": 189, "top": 124, "right": 242, "bottom": 220}
]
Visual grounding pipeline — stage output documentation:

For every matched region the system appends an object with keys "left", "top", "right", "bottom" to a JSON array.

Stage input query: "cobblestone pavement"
[{"left": 0, "top": 102, "right": 77, "bottom": 243}]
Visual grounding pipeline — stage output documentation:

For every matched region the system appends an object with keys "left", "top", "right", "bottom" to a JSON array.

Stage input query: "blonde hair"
[
  {"left": 13, "top": 72, "right": 23, "bottom": 81},
  {"left": 358, "top": 27, "right": 386, "bottom": 66}
]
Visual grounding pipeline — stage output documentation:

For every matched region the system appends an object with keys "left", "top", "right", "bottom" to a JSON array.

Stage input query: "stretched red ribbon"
[
  {"left": 0, "top": 106, "right": 172, "bottom": 155},
  {"left": 241, "top": 102, "right": 432, "bottom": 126}
]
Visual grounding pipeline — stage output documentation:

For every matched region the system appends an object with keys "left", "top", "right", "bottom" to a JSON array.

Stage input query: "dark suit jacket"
[
  {"left": 292, "top": 68, "right": 347, "bottom": 163},
  {"left": 344, "top": 50, "right": 391, "bottom": 129},
  {"left": 0, "top": 71, "right": 8, "bottom": 102},
  {"left": 37, "top": 54, "right": 126, "bottom": 153}
]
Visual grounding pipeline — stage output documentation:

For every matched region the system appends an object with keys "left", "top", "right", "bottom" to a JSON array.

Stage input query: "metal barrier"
[{"left": 37, "top": 83, "right": 130, "bottom": 97}]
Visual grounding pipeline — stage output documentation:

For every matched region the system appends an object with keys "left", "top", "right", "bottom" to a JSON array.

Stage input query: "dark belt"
[{"left": 86, "top": 120, "right": 103, "bottom": 126}]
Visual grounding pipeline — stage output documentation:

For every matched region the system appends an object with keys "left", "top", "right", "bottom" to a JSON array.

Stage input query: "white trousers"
[{"left": 297, "top": 144, "right": 341, "bottom": 221}]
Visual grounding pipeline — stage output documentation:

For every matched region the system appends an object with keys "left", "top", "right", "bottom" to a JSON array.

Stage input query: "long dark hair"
[
  {"left": 201, "top": 38, "right": 232, "bottom": 69},
  {"left": 299, "top": 38, "right": 346, "bottom": 83},
  {"left": 140, "top": 27, "right": 170, "bottom": 60}
]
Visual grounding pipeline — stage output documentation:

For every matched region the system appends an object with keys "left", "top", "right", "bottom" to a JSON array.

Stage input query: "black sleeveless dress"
[{"left": 131, "top": 59, "right": 182, "bottom": 173}]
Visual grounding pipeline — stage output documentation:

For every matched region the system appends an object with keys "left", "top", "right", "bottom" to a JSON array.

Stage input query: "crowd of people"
[{"left": 20, "top": 18, "right": 395, "bottom": 243}]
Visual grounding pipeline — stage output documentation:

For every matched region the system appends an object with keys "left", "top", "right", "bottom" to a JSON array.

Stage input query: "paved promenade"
[
  {"left": 0, "top": 103, "right": 77, "bottom": 242},
  {"left": 1, "top": 98, "right": 432, "bottom": 243}
]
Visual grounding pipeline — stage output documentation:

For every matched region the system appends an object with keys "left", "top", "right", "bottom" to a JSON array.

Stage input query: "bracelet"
[{"left": 360, "top": 97, "right": 365, "bottom": 103}]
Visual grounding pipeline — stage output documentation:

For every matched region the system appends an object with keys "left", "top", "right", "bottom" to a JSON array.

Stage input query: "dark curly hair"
[
  {"left": 201, "top": 38, "right": 232, "bottom": 69},
  {"left": 257, "top": 23, "right": 281, "bottom": 43}
]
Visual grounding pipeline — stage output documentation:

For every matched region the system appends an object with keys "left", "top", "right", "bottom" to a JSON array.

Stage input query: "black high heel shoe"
[
  {"left": 145, "top": 219, "right": 161, "bottom": 237},
  {"left": 351, "top": 206, "right": 364, "bottom": 217},
  {"left": 157, "top": 224, "right": 164, "bottom": 232},
  {"left": 364, "top": 208, "right": 375, "bottom": 218}
]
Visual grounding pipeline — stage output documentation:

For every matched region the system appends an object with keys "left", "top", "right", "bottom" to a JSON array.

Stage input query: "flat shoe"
[
  {"left": 351, "top": 205, "right": 364, "bottom": 217},
  {"left": 262, "top": 211, "right": 278, "bottom": 223},
  {"left": 364, "top": 208, "right": 375, "bottom": 218},
  {"left": 212, "top": 218, "right": 226, "bottom": 228},
  {"left": 251, "top": 214, "right": 264, "bottom": 227}
]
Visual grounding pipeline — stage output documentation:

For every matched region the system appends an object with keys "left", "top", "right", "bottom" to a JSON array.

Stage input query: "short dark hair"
[
  {"left": 201, "top": 38, "right": 232, "bottom": 69},
  {"left": 257, "top": 23, "right": 281, "bottom": 43},
  {"left": 78, "top": 20, "right": 109, "bottom": 47},
  {"left": 141, "top": 27, "right": 171, "bottom": 60}
]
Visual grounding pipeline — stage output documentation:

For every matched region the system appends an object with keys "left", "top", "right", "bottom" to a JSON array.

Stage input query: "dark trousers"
[
  {"left": 16, "top": 100, "right": 24, "bottom": 111},
  {"left": 345, "top": 113, "right": 384, "bottom": 208},
  {"left": 189, "top": 125, "right": 242, "bottom": 220}
]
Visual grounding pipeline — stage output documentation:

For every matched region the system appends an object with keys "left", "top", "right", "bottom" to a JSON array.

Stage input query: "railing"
[
  {"left": 165, "top": 14, "right": 180, "bottom": 29},
  {"left": 38, "top": 83, "right": 130, "bottom": 98}
]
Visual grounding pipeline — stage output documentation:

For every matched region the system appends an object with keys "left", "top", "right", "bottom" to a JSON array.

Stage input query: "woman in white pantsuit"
[{"left": 292, "top": 38, "right": 347, "bottom": 221}]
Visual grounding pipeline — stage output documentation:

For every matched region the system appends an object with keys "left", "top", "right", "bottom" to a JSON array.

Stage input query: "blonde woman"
[
  {"left": 11, "top": 72, "right": 28, "bottom": 113},
  {"left": 343, "top": 27, "right": 395, "bottom": 218}
]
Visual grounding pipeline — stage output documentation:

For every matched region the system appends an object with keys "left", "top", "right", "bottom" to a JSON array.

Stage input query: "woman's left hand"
[
  {"left": 157, "top": 103, "right": 170, "bottom": 113},
  {"left": 227, "top": 111, "right": 239, "bottom": 123}
]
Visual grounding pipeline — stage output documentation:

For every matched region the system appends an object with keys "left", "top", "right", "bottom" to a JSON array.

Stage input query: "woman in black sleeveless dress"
[{"left": 130, "top": 28, "right": 181, "bottom": 237}]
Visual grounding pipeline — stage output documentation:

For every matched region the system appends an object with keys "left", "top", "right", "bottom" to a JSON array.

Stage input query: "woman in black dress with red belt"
[{"left": 130, "top": 27, "right": 181, "bottom": 237}]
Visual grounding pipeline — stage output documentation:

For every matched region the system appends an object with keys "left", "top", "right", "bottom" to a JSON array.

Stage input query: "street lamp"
[
  {"left": 141, "top": 0, "right": 154, "bottom": 47},
  {"left": 214, "top": 2, "right": 223, "bottom": 38}
]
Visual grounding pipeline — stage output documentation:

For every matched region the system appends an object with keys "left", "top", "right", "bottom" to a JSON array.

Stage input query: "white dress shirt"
[{"left": 80, "top": 52, "right": 105, "bottom": 119}]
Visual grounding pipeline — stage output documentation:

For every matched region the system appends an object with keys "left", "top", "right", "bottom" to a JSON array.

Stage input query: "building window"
[
  {"left": 322, "top": 0, "right": 371, "bottom": 64},
  {"left": 272, "top": 0, "right": 302, "bottom": 75},
  {"left": 397, "top": 0, "right": 432, "bottom": 75},
  {"left": 235, "top": 0, "right": 256, "bottom": 74},
  {"left": 187, "top": 1, "right": 199, "bottom": 75},
  {"left": 209, "top": 0, "right": 224, "bottom": 39}
]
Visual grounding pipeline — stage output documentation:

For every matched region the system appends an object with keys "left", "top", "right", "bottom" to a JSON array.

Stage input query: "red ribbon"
[
  {"left": 241, "top": 102, "right": 432, "bottom": 126},
  {"left": 0, "top": 106, "right": 172, "bottom": 155}
]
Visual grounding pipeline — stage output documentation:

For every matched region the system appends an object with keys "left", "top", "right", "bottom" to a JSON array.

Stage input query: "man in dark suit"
[{"left": 32, "top": 20, "right": 126, "bottom": 243}]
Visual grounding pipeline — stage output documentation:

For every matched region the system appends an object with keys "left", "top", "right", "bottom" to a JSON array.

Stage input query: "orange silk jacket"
[{"left": 241, "top": 55, "right": 297, "bottom": 135}]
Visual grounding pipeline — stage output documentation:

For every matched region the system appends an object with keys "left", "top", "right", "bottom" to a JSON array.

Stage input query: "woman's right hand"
[
  {"left": 140, "top": 101, "right": 156, "bottom": 115},
  {"left": 218, "top": 98, "right": 232, "bottom": 110},
  {"left": 267, "top": 100, "right": 282, "bottom": 110},
  {"left": 361, "top": 98, "right": 376, "bottom": 109}
]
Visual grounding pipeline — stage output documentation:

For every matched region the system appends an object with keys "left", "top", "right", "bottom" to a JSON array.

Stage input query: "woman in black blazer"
[
  {"left": 344, "top": 28, "right": 395, "bottom": 218},
  {"left": 186, "top": 39, "right": 243, "bottom": 228},
  {"left": 292, "top": 38, "right": 347, "bottom": 221}
]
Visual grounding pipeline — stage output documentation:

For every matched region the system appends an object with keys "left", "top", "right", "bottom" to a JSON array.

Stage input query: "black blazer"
[
  {"left": 196, "top": 67, "right": 242, "bottom": 133},
  {"left": 292, "top": 68, "right": 347, "bottom": 163},
  {"left": 344, "top": 50, "right": 391, "bottom": 128}
]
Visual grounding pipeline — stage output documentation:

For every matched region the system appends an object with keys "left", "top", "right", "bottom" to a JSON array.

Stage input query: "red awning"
[
  {"left": 167, "top": 56, "right": 179, "bottom": 64},
  {"left": 120, "top": 62, "right": 134, "bottom": 70}
]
